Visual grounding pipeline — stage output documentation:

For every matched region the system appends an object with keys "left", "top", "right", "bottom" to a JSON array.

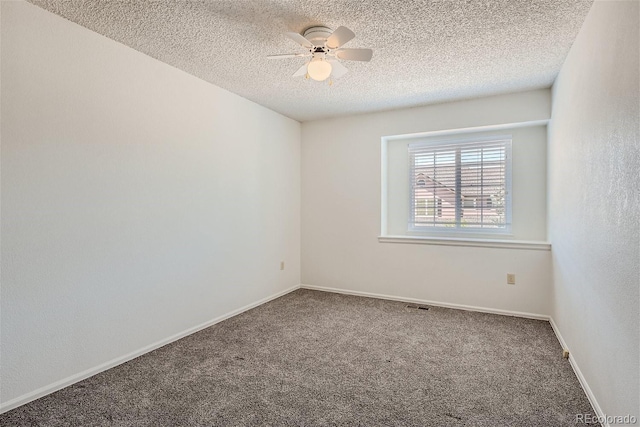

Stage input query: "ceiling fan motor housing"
[{"left": 303, "top": 26, "right": 333, "bottom": 47}]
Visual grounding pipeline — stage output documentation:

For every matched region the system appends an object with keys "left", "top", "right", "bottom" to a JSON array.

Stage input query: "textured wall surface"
[
  {"left": 1, "top": 2, "right": 300, "bottom": 406},
  {"left": 548, "top": 0, "right": 639, "bottom": 418},
  {"left": 25, "top": 0, "right": 592, "bottom": 121},
  {"left": 302, "top": 90, "right": 553, "bottom": 316}
]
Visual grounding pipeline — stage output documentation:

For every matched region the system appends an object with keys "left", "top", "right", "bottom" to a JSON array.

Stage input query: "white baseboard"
[
  {"left": 303, "top": 284, "right": 605, "bottom": 426},
  {"left": 3, "top": 283, "right": 605, "bottom": 427},
  {"left": 549, "top": 318, "right": 607, "bottom": 427},
  {"left": 0, "top": 284, "right": 301, "bottom": 414},
  {"left": 300, "top": 284, "right": 550, "bottom": 320}
]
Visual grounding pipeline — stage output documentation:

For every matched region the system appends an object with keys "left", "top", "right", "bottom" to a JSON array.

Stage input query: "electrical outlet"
[
  {"left": 507, "top": 274, "right": 516, "bottom": 285},
  {"left": 280, "top": 261, "right": 285, "bottom": 270}
]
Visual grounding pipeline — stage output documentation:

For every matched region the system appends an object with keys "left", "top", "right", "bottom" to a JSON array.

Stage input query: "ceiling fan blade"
[
  {"left": 292, "top": 62, "right": 309, "bottom": 78},
  {"left": 328, "top": 60, "right": 349, "bottom": 78},
  {"left": 335, "top": 48, "right": 373, "bottom": 62},
  {"left": 267, "top": 53, "right": 311, "bottom": 59},
  {"left": 326, "top": 26, "right": 355, "bottom": 49},
  {"left": 285, "top": 32, "right": 314, "bottom": 48}
]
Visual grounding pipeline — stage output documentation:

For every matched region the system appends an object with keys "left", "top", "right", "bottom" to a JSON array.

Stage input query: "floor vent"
[{"left": 406, "top": 304, "right": 429, "bottom": 311}]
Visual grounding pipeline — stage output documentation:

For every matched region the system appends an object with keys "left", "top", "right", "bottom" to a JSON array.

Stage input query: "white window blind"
[{"left": 408, "top": 136, "right": 512, "bottom": 233}]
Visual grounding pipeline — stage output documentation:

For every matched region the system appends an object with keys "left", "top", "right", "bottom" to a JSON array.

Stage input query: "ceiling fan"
[{"left": 268, "top": 26, "right": 373, "bottom": 83}]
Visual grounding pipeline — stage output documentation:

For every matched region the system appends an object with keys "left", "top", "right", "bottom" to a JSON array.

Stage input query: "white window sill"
[{"left": 378, "top": 235, "right": 551, "bottom": 251}]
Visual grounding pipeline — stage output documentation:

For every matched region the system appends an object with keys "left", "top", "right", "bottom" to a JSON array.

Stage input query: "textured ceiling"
[{"left": 28, "top": 0, "right": 593, "bottom": 122}]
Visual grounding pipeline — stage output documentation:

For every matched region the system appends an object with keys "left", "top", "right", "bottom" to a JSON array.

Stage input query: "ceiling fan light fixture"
[
  {"left": 270, "top": 26, "right": 373, "bottom": 82},
  {"left": 307, "top": 57, "right": 332, "bottom": 81}
]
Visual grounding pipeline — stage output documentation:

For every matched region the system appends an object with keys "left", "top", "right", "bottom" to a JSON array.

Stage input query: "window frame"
[{"left": 407, "top": 134, "right": 513, "bottom": 236}]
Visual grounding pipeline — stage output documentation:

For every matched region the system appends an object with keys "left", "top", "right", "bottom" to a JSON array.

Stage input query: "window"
[
  {"left": 415, "top": 196, "right": 442, "bottom": 217},
  {"left": 408, "top": 135, "right": 511, "bottom": 233}
]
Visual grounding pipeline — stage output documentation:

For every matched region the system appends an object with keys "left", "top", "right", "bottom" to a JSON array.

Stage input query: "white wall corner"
[
  {"left": 0, "top": 285, "right": 301, "bottom": 414},
  {"left": 549, "top": 318, "right": 608, "bottom": 426}
]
